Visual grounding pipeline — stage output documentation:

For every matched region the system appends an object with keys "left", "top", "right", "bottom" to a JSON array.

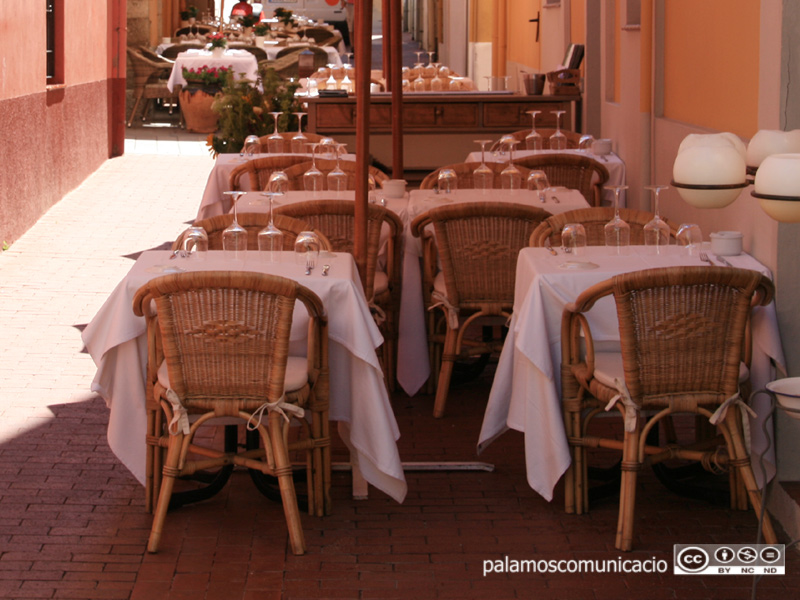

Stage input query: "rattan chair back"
[
  {"left": 282, "top": 159, "right": 390, "bottom": 191},
  {"left": 159, "top": 43, "right": 205, "bottom": 60},
  {"left": 126, "top": 47, "right": 179, "bottom": 127},
  {"left": 228, "top": 155, "right": 313, "bottom": 190},
  {"left": 418, "top": 162, "right": 533, "bottom": 191},
  {"left": 512, "top": 154, "right": 609, "bottom": 207}
]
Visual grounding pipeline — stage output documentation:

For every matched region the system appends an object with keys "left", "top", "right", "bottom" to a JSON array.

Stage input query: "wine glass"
[
  {"left": 267, "top": 111, "right": 284, "bottom": 154},
  {"left": 473, "top": 139, "right": 494, "bottom": 191},
  {"left": 549, "top": 110, "right": 567, "bottom": 150},
  {"left": 222, "top": 191, "right": 247, "bottom": 258},
  {"left": 182, "top": 225, "right": 209, "bottom": 260},
  {"left": 643, "top": 185, "right": 671, "bottom": 253},
  {"left": 578, "top": 134, "right": 595, "bottom": 153},
  {"left": 257, "top": 192, "right": 284, "bottom": 262},
  {"left": 267, "top": 169, "right": 289, "bottom": 195},
  {"left": 525, "top": 110, "right": 543, "bottom": 151},
  {"left": 290, "top": 112, "right": 308, "bottom": 154},
  {"left": 318, "top": 137, "right": 337, "bottom": 160},
  {"left": 437, "top": 167, "right": 457, "bottom": 193},
  {"left": 500, "top": 140, "right": 522, "bottom": 190},
  {"left": 244, "top": 135, "right": 261, "bottom": 159},
  {"left": 561, "top": 223, "right": 587, "bottom": 256},
  {"left": 303, "top": 143, "right": 324, "bottom": 192},
  {"left": 604, "top": 185, "right": 631, "bottom": 253},
  {"left": 294, "top": 230, "right": 321, "bottom": 271},
  {"left": 413, "top": 63, "right": 426, "bottom": 92},
  {"left": 326, "top": 144, "right": 349, "bottom": 192},
  {"left": 677, "top": 223, "right": 703, "bottom": 257},
  {"left": 527, "top": 170, "right": 549, "bottom": 203}
]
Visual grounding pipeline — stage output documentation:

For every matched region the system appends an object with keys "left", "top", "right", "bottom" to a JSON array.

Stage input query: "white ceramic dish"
[{"left": 558, "top": 261, "right": 599, "bottom": 270}]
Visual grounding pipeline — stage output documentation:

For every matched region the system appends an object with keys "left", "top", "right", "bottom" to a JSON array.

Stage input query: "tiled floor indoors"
[{"left": 0, "top": 116, "right": 798, "bottom": 599}]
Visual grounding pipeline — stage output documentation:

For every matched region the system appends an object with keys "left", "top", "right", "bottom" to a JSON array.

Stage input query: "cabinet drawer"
[
  {"left": 403, "top": 103, "right": 479, "bottom": 129},
  {"left": 315, "top": 103, "right": 392, "bottom": 131},
  {"left": 483, "top": 102, "right": 571, "bottom": 129}
]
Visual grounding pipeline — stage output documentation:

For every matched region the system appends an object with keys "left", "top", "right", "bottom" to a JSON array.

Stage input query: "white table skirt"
[
  {"left": 464, "top": 149, "right": 626, "bottom": 207},
  {"left": 82, "top": 250, "right": 407, "bottom": 504},
  {"left": 396, "top": 188, "right": 591, "bottom": 397},
  {"left": 167, "top": 50, "right": 259, "bottom": 92},
  {"left": 198, "top": 153, "right": 358, "bottom": 220},
  {"left": 478, "top": 246, "right": 785, "bottom": 501}
]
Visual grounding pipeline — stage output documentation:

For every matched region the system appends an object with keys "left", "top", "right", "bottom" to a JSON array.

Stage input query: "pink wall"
[{"left": 0, "top": 1, "right": 114, "bottom": 246}]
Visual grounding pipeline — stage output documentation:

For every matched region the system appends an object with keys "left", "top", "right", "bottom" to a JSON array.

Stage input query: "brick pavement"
[{"left": 0, "top": 124, "right": 798, "bottom": 599}]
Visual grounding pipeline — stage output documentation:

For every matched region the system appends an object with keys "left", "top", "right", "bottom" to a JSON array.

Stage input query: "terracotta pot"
[{"left": 179, "top": 88, "right": 220, "bottom": 133}]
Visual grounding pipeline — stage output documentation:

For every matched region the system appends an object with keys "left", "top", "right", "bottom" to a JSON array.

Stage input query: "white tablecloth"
[
  {"left": 464, "top": 149, "right": 626, "bottom": 207},
  {"left": 167, "top": 50, "right": 259, "bottom": 92},
  {"left": 199, "top": 153, "right": 357, "bottom": 220},
  {"left": 478, "top": 246, "right": 785, "bottom": 501},
  {"left": 396, "top": 188, "right": 591, "bottom": 397},
  {"left": 82, "top": 250, "right": 407, "bottom": 504}
]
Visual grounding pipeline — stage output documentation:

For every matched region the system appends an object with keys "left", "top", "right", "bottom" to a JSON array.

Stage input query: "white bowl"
[
  {"left": 592, "top": 139, "right": 612, "bottom": 155},
  {"left": 767, "top": 378, "right": 800, "bottom": 420},
  {"left": 709, "top": 231, "right": 743, "bottom": 256},
  {"left": 381, "top": 179, "right": 407, "bottom": 198}
]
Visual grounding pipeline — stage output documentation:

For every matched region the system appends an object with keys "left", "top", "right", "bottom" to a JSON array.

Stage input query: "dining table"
[
  {"left": 198, "top": 152, "right": 358, "bottom": 220},
  {"left": 82, "top": 249, "right": 408, "bottom": 504},
  {"left": 477, "top": 245, "right": 786, "bottom": 501},
  {"left": 463, "top": 149, "right": 627, "bottom": 207},
  {"left": 166, "top": 49, "right": 259, "bottom": 92},
  {"left": 396, "top": 187, "right": 592, "bottom": 397}
]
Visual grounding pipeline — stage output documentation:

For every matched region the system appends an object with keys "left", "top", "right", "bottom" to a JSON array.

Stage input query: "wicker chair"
[
  {"left": 561, "top": 266, "right": 777, "bottom": 551},
  {"left": 173, "top": 213, "right": 332, "bottom": 253},
  {"left": 529, "top": 207, "right": 680, "bottom": 248},
  {"left": 410, "top": 202, "right": 552, "bottom": 417},
  {"left": 242, "top": 131, "right": 332, "bottom": 155},
  {"left": 173, "top": 25, "right": 215, "bottom": 37},
  {"left": 490, "top": 128, "right": 585, "bottom": 151},
  {"left": 271, "top": 46, "right": 330, "bottom": 77},
  {"left": 133, "top": 271, "right": 330, "bottom": 555},
  {"left": 282, "top": 159, "right": 390, "bottom": 191},
  {"left": 159, "top": 43, "right": 206, "bottom": 60},
  {"left": 418, "top": 162, "right": 533, "bottom": 191},
  {"left": 274, "top": 200, "right": 404, "bottom": 389},
  {"left": 228, "top": 44, "right": 268, "bottom": 61},
  {"left": 512, "top": 154, "right": 610, "bottom": 206},
  {"left": 299, "top": 27, "right": 342, "bottom": 46},
  {"left": 228, "top": 155, "right": 314, "bottom": 191},
  {"left": 126, "top": 47, "right": 180, "bottom": 127}
]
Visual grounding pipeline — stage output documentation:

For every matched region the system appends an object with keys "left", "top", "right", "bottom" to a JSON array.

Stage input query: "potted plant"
[
  {"left": 180, "top": 5, "right": 199, "bottom": 25},
  {"left": 273, "top": 8, "right": 297, "bottom": 29},
  {"left": 254, "top": 22, "right": 271, "bottom": 47},
  {"left": 206, "top": 32, "right": 227, "bottom": 57},
  {"left": 180, "top": 65, "right": 230, "bottom": 133},
  {"left": 207, "top": 65, "right": 301, "bottom": 157}
]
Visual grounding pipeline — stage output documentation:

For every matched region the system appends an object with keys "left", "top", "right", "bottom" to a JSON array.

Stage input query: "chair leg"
[
  {"left": 433, "top": 326, "right": 458, "bottom": 418},
  {"left": 147, "top": 431, "right": 184, "bottom": 553},
  {"left": 615, "top": 425, "right": 640, "bottom": 552},
  {"left": 268, "top": 413, "right": 306, "bottom": 555},
  {"left": 127, "top": 93, "right": 144, "bottom": 127}
]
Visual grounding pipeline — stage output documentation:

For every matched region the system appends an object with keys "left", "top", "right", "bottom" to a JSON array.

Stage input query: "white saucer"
[{"left": 558, "top": 261, "right": 599, "bottom": 270}]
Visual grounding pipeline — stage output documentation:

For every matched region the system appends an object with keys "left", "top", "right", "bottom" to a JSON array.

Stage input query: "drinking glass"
[
  {"left": 550, "top": 110, "right": 567, "bottom": 150},
  {"left": 267, "top": 169, "right": 289, "bottom": 195},
  {"left": 257, "top": 193, "right": 284, "bottom": 262},
  {"left": 677, "top": 223, "right": 703, "bottom": 257},
  {"left": 182, "top": 225, "right": 209, "bottom": 259},
  {"left": 527, "top": 170, "right": 549, "bottom": 203},
  {"left": 578, "top": 134, "right": 595, "bottom": 153},
  {"left": 525, "top": 110, "right": 543, "bottom": 151},
  {"left": 437, "top": 167, "right": 458, "bottom": 193},
  {"left": 303, "top": 143, "right": 324, "bottom": 192},
  {"left": 294, "top": 231, "right": 321, "bottom": 270},
  {"left": 222, "top": 191, "right": 247, "bottom": 257},
  {"left": 327, "top": 144, "right": 349, "bottom": 192},
  {"left": 413, "top": 63, "right": 427, "bottom": 92},
  {"left": 473, "top": 139, "right": 494, "bottom": 191},
  {"left": 604, "top": 185, "right": 631, "bottom": 253},
  {"left": 318, "top": 137, "right": 337, "bottom": 160},
  {"left": 500, "top": 140, "right": 522, "bottom": 190},
  {"left": 243, "top": 135, "right": 261, "bottom": 160},
  {"left": 290, "top": 112, "right": 308, "bottom": 154},
  {"left": 493, "top": 134, "right": 516, "bottom": 159},
  {"left": 430, "top": 68, "right": 444, "bottom": 92},
  {"left": 267, "top": 111, "right": 284, "bottom": 154},
  {"left": 561, "top": 223, "right": 587, "bottom": 256},
  {"left": 643, "top": 185, "right": 671, "bottom": 253}
]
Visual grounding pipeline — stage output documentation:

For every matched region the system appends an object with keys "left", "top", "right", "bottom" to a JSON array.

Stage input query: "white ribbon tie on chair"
[
  {"left": 709, "top": 392, "right": 756, "bottom": 426},
  {"left": 246, "top": 395, "right": 305, "bottom": 430},
  {"left": 605, "top": 377, "right": 638, "bottom": 432},
  {"left": 429, "top": 290, "right": 460, "bottom": 329},
  {"left": 165, "top": 388, "right": 191, "bottom": 435}
]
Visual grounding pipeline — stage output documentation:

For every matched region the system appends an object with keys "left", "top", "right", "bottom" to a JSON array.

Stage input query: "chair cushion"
[
  {"left": 592, "top": 352, "right": 750, "bottom": 389},
  {"left": 157, "top": 356, "right": 308, "bottom": 394},
  {"left": 374, "top": 269, "right": 389, "bottom": 295}
]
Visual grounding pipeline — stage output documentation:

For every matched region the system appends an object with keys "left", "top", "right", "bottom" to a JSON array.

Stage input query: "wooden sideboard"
[{"left": 303, "top": 92, "right": 581, "bottom": 174}]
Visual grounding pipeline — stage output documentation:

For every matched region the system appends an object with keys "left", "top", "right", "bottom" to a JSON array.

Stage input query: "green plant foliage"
[{"left": 207, "top": 65, "right": 301, "bottom": 157}]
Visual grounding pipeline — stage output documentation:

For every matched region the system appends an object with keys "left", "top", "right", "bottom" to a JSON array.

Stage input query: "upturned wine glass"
[
  {"left": 243, "top": 135, "right": 261, "bottom": 160},
  {"left": 604, "top": 185, "right": 631, "bottom": 253},
  {"left": 257, "top": 192, "right": 284, "bottom": 262},
  {"left": 473, "top": 139, "right": 494, "bottom": 191},
  {"left": 290, "top": 112, "right": 308, "bottom": 154},
  {"left": 549, "top": 110, "right": 567, "bottom": 150},
  {"left": 318, "top": 137, "right": 337, "bottom": 160},
  {"left": 303, "top": 143, "right": 324, "bottom": 192},
  {"left": 437, "top": 167, "right": 458, "bottom": 193},
  {"left": 182, "top": 225, "right": 209, "bottom": 259},
  {"left": 578, "top": 134, "right": 595, "bottom": 153},
  {"left": 294, "top": 230, "right": 321, "bottom": 270},
  {"left": 222, "top": 191, "right": 247, "bottom": 257},
  {"left": 267, "top": 111, "right": 284, "bottom": 154},
  {"left": 500, "top": 140, "right": 522, "bottom": 190},
  {"left": 527, "top": 170, "right": 550, "bottom": 203},
  {"left": 327, "top": 144, "right": 349, "bottom": 192},
  {"left": 643, "top": 185, "right": 671, "bottom": 253},
  {"left": 525, "top": 110, "right": 543, "bottom": 151},
  {"left": 267, "top": 169, "right": 289, "bottom": 195}
]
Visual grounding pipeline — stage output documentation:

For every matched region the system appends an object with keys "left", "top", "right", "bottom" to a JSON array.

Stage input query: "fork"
[
  {"left": 305, "top": 252, "right": 315, "bottom": 275},
  {"left": 699, "top": 252, "right": 713, "bottom": 266}
]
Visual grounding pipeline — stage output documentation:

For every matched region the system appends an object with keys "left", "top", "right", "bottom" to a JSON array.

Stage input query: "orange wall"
[
  {"left": 472, "top": 0, "right": 495, "bottom": 43},
  {"left": 507, "top": 0, "right": 540, "bottom": 68},
  {"left": 571, "top": 0, "right": 585, "bottom": 45},
  {"left": 663, "top": 0, "right": 759, "bottom": 137}
]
